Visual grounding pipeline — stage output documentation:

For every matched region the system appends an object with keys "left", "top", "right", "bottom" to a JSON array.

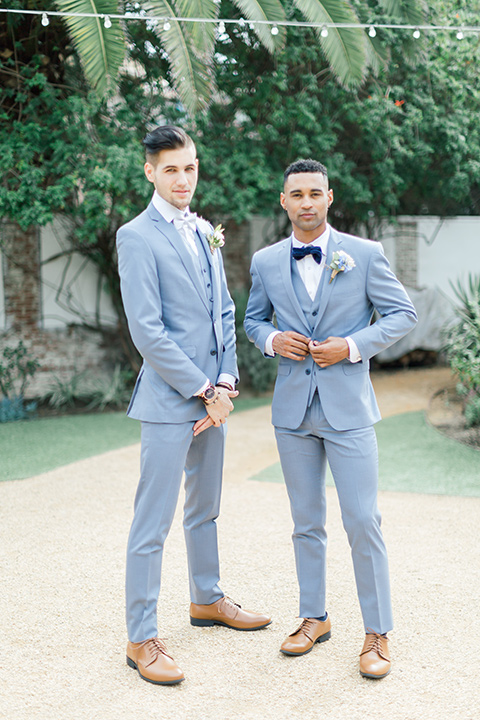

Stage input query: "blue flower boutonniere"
[
  {"left": 206, "top": 224, "right": 225, "bottom": 254},
  {"left": 328, "top": 251, "right": 356, "bottom": 284}
]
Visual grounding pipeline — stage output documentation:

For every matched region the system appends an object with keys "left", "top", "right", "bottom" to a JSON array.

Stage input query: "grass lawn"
[
  {"left": 251, "top": 411, "right": 480, "bottom": 497},
  {"left": 0, "top": 395, "right": 270, "bottom": 482}
]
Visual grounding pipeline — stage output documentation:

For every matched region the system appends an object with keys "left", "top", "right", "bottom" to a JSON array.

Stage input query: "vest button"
[
  {"left": 305, "top": 369, "right": 311, "bottom": 375},
  {"left": 210, "top": 349, "right": 217, "bottom": 356},
  {"left": 312, "top": 310, "right": 318, "bottom": 316}
]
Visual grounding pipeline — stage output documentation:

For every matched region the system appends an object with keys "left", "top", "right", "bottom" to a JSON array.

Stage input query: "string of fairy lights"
[{"left": 1, "top": 7, "right": 479, "bottom": 41}]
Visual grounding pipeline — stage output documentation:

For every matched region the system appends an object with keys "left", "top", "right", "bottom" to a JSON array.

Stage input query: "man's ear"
[
  {"left": 144, "top": 161, "right": 154, "bottom": 183},
  {"left": 327, "top": 189, "right": 334, "bottom": 208},
  {"left": 280, "top": 192, "right": 286, "bottom": 210}
]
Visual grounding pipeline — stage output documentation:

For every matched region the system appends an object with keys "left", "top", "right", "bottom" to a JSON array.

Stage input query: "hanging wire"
[{"left": 0, "top": 8, "right": 479, "bottom": 36}]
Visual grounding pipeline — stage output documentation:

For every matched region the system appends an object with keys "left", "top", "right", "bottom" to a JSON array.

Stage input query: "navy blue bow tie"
[{"left": 292, "top": 245, "right": 323, "bottom": 264}]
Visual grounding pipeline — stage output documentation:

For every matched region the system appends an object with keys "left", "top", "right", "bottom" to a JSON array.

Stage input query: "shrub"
[
  {"left": 0, "top": 340, "right": 39, "bottom": 422},
  {"left": 444, "top": 275, "right": 480, "bottom": 427},
  {"left": 233, "top": 289, "right": 278, "bottom": 394}
]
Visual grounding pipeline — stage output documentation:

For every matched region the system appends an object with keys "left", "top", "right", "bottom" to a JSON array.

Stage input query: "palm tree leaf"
[
  {"left": 174, "top": 0, "right": 218, "bottom": 53},
  {"left": 377, "top": 0, "right": 427, "bottom": 25},
  {"left": 293, "top": 0, "right": 367, "bottom": 87},
  {"left": 232, "top": 0, "right": 287, "bottom": 52},
  {"left": 145, "top": 0, "right": 215, "bottom": 114},
  {"left": 55, "top": 0, "right": 125, "bottom": 95}
]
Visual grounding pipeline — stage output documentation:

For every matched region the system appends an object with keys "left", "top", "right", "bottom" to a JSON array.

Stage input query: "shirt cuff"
[
  {"left": 194, "top": 379, "right": 211, "bottom": 397},
  {"left": 216, "top": 373, "right": 237, "bottom": 390},
  {"left": 265, "top": 330, "right": 282, "bottom": 357},
  {"left": 346, "top": 336, "right": 362, "bottom": 363}
]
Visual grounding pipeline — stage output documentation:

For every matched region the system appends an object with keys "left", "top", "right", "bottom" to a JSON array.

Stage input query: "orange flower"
[{"left": 395, "top": 100, "right": 405, "bottom": 106}]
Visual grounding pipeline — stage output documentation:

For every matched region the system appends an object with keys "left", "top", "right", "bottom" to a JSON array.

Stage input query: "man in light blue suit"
[
  {"left": 244, "top": 159, "right": 417, "bottom": 679},
  {"left": 117, "top": 126, "right": 270, "bottom": 686}
]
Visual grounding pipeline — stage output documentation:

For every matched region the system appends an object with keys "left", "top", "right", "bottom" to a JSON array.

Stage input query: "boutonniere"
[
  {"left": 206, "top": 224, "right": 225, "bottom": 254},
  {"left": 328, "top": 250, "right": 356, "bottom": 283}
]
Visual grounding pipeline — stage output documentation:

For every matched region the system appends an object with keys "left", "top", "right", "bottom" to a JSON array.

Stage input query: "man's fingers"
[{"left": 193, "top": 416, "right": 214, "bottom": 436}]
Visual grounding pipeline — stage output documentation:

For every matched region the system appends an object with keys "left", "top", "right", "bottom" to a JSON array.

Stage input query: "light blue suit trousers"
[
  {"left": 125, "top": 421, "right": 226, "bottom": 643},
  {"left": 275, "top": 393, "right": 392, "bottom": 633}
]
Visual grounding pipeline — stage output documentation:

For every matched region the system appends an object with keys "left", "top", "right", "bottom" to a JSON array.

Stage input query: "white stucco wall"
[{"left": 40, "top": 218, "right": 117, "bottom": 329}]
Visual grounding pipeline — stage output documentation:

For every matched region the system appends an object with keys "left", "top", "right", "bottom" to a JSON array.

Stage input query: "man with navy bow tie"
[
  {"left": 117, "top": 126, "right": 271, "bottom": 686},
  {"left": 244, "top": 159, "right": 417, "bottom": 678}
]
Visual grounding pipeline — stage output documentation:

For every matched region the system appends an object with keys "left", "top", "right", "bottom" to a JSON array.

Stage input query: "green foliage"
[
  {"left": 0, "top": 396, "right": 37, "bottom": 423},
  {"left": 86, "top": 365, "right": 135, "bottom": 410},
  {"left": 0, "top": 341, "right": 39, "bottom": 423},
  {"left": 0, "top": 341, "right": 40, "bottom": 399},
  {"left": 43, "top": 371, "right": 93, "bottom": 410},
  {"left": 444, "top": 275, "right": 480, "bottom": 427},
  {"left": 234, "top": 290, "right": 278, "bottom": 393},
  {"left": 42, "top": 365, "right": 134, "bottom": 410}
]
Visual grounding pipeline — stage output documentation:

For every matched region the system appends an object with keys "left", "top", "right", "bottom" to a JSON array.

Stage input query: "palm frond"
[
  {"left": 233, "top": 0, "right": 287, "bottom": 52},
  {"left": 377, "top": 0, "right": 427, "bottom": 25},
  {"left": 55, "top": 0, "right": 125, "bottom": 95},
  {"left": 293, "top": 0, "right": 367, "bottom": 87},
  {"left": 145, "top": 0, "right": 215, "bottom": 114},
  {"left": 174, "top": 0, "right": 218, "bottom": 54}
]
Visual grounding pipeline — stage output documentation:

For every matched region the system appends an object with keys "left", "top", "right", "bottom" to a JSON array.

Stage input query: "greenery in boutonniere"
[
  {"left": 328, "top": 251, "right": 356, "bottom": 283},
  {"left": 206, "top": 224, "right": 225, "bottom": 254}
]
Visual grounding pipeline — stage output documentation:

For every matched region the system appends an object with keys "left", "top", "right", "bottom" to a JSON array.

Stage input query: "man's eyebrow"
[{"left": 288, "top": 187, "right": 325, "bottom": 194}]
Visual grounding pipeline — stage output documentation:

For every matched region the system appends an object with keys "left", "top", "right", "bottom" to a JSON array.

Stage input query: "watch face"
[{"left": 204, "top": 386, "right": 216, "bottom": 400}]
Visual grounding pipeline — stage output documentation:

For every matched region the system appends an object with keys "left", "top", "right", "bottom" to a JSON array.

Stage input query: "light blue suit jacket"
[
  {"left": 244, "top": 228, "right": 417, "bottom": 431},
  {"left": 117, "top": 201, "right": 238, "bottom": 423}
]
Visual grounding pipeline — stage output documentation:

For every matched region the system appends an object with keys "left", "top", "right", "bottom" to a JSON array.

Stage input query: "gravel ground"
[{"left": 1, "top": 367, "right": 478, "bottom": 720}]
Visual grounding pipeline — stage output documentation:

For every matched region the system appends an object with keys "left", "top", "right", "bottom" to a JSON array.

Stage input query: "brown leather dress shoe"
[
  {"left": 190, "top": 596, "right": 271, "bottom": 630},
  {"left": 280, "top": 616, "right": 332, "bottom": 656},
  {"left": 359, "top": 631, "right": 391, "bottom": 679},
  {"left": 126, "top": 637, "right": 185, "bottom": 685}
]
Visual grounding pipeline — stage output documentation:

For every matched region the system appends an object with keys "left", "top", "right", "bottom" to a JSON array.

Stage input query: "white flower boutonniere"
[
  {"left": 206, "top": 224, "right": 225, "bottom": 254},
  {"left": 328, "top": 250, "right": 356, "bottom": 284}
]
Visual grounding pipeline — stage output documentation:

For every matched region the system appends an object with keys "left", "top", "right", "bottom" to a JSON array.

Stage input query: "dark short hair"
[
  {"left": 284, "top": 159, "right": 328, "bottom": 185},
  {"left": 143, "top": 125, "right": 195, "bottom": 159}
]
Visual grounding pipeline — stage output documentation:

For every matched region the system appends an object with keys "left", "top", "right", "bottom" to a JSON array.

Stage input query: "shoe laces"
[
  {"left": 362, "top": 629, "right": 389, "bottom": 659},
  {"left": 291, "top": 618, "right": 317, "bottom": 641},
  {"left": 144, "top": 637, "right": 172, "bottom": 661},
  {"left": 222, "top": 596, "right": 241, "bottom": 610}
]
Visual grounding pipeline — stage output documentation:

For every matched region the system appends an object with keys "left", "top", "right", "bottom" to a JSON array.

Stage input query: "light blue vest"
[
  {"left": 194, "top": 231, "right": 214, "bottom": 318},
  {"left": 290, "top": 257, "right": 322, "bottom": 405}
]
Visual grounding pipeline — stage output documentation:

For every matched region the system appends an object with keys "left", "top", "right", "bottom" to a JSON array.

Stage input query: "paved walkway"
[{"left": 0, "top": 368, "right": 478, "bottom": 720}]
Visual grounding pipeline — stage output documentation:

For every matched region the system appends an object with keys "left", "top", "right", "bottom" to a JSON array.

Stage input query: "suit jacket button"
[
  {"left": 312, "top": 310, "right": 318, "bottom": 316},
  {"left": 305, "top": 369, "right": 311, "bottom": 375},
  {"left": 210, "top": 349, "right": 217, "bottom": 356}
]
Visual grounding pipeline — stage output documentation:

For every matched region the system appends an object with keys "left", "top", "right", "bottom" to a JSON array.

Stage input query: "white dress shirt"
[
  {"left": 151, "top": 191, "right": 236, "bottom": 394},
  {"left": 265, "top": 225, "right": 361, "bottom": 362}
]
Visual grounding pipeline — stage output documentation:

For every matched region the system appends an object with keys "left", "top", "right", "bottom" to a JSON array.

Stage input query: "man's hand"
[
  {"left": 272, "top": 331, "right": 311, "bottom": 361},
  {"left": 193, "top": 387, "right": 238, "bottom": 436},
  {"left": 309, "top": 337, "right": 349, "bottom": 368}
]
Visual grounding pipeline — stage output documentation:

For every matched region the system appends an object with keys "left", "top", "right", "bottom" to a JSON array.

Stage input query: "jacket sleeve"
[
  {"left": 349, "top": 243, "right": 418, "bottom": 361},
  {"left": 244, "top": 253, "right": 278, "bottom": 357},
  {"left": 116, "top": 227, "right": 209, "bottom": 398}
]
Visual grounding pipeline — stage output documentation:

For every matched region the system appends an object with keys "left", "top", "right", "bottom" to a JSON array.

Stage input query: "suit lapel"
[
  {"left": 147, "top": 203, "right": 210, "bottom": 314},
  {"left": 278, "top": 240, "right": 312, "bottom": 335}
]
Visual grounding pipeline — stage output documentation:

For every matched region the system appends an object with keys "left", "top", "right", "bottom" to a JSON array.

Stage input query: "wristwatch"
[{"left": 200, "top": 383, "right": 218, "bottom": 405}]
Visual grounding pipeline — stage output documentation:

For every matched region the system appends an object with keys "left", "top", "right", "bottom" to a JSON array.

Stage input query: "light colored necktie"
[{"left": 173, "top": 213, "right": 198, "bottom": 256}]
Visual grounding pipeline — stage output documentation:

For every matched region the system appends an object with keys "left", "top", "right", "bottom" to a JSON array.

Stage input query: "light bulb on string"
[
  {"left": 368, "top": 26, "right": 376, "bottom": 38},
  {"left": 456, "top": 30, "right": 464, "bottom": 40},
  {"left": 412, "top": 28, "right": 420, "bottom": 39},
  {"left": 41, "top": 13, "right": 49, "bottom": 26},
  {"left": 271, "top": 24, "right": 279, "bottom": 36},
  {"left": 163, "top": 21, "right": 171, "bottom": 31},
  {"left": 321, "top": 26, "right": 329, "bottom": 38},
  {"left": 218, "top": 21, "right": 226, "bottom": 34},
  {"left": 104, "top": 15, "right": 112, "bottom": 29}
]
